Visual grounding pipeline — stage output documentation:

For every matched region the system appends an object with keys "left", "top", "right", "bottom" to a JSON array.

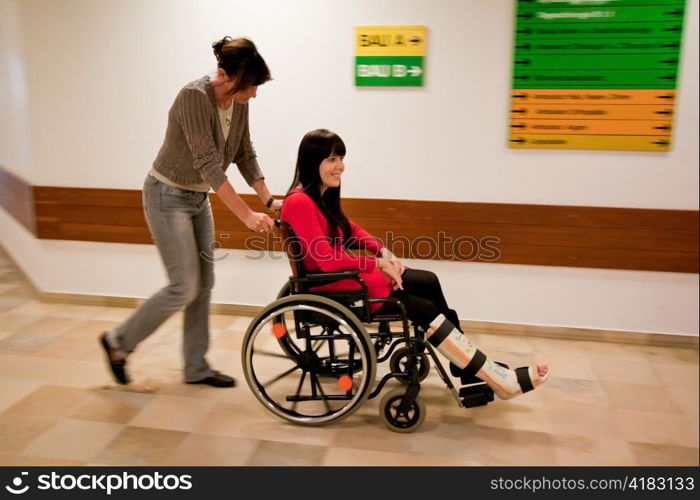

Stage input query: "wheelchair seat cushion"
[{"left": 309, "top": 271, "right": 390, "bottom": 314}]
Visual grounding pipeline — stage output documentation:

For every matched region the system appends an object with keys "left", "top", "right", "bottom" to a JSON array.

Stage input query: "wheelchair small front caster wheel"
[
  {"left": 379, "top": 388, "right": 426, "bottom": 433},
  {"left": 389, "top": 347, "right": 431, "bottom": 385}
]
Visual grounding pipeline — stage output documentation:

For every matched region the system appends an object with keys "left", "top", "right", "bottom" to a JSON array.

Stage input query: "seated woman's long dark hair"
[{"left": 286, "top": 129, "right": 352, "bottom": 246}]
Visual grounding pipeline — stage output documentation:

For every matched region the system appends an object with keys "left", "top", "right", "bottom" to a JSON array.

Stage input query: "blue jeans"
[{"left": 112, "top": 175, "right": 216, "bottom": 382}]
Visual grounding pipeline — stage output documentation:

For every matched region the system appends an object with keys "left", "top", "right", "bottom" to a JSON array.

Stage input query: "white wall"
[
  {"left": 0, "top": 0, "right": 32, "bottom": 179},
  {"left": 1, "top": 0, "right": 698, "bottom": 335}
]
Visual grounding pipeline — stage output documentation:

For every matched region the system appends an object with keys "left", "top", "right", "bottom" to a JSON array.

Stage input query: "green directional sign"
[
  {"left": 512, "top": 0, "right": 685, "bottom": 90},
  {"left": 509, "top": 0, "right": 686, "bottom": 151},
  {"left": 515, "top": 4, "right": 685, "bottom": 23},
  {"left": 515, "top": 21, "right": 684, "bottom": 39},
  {"left": 513, "top": 69, "right": 677, "bottom": 89},
  {"left": 515, "top": 38, "right": 682, "bottom": 55},
  {"left": 355, "top": 56, "right": 424, "bottom": 86}
]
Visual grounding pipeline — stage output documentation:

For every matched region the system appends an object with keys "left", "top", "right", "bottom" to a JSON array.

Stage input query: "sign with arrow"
[
  {"left": 509, "top": 0, "right": 686, "bottom": 151},
  {"left": 355, "top": 26, "right": 426, "bottom": 86}
]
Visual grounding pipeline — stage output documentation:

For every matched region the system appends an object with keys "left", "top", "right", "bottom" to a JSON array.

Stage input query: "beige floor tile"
[
  {"left": 0, "top": 354, "right": 113, "bottom": 388},
  {"left": 164, "top": 433, "right": 259, "bottom": 465},
  {"left": 628, "top": 442, "right": 699, "bottom": 466},
  {"left": 92, "top": 306, "right": 138, "bottom": 322},
  {"left": 667, "top": 386, "right": 699, "bottom": 417},
  {"left": 58, "top": 319, "right": 120, "bottom": 339},
  {"left": 128, "top": 394, "right": 218, "bottom": 432},
  {"left": 6, "top": 385, "right": 93, "bottom": 417},
  {"left": 246, "top": 440, "right": 327, "bottom": 466},
  {"left": 0, "top": 333, "right": 56, "bottom": 354},
  {"left": 602, "top": 381, "right": 682, "bottom": 413},
  {"left": 539, "top": 377, "right": 610, "bottom": 407},
  {"left": 467, "top": 425, "right": 558, "bottom": 466},
  {"left": 0, "top": 248, "right": 697, "bottom": 467},
  {"left": 21, "top": 418, "right": 123, "bottom": 461},
  {"left": 198, "top": 400, "right": 340, "bottom": 447},
  {"left": 643, "top": 345, "right": 699, "bottom": 366},
  {"left": 322, "top": 446, "right": 481, "bottom": 466},
  {"left": 330, "top": 413, "right": 413, "bottom": 455},
  {"left": 552, "top": 434, "right": 636, "bottom": 466},
  {"left": 194, "top": 400, "right": 269, "bottom": 436},
  {"left": 68, "top": 389, "right": 154, "bottom": 424},
  {"left": 690, "top": 415, "right": 700, "bottom": 444},
  {"left": 584, "top": 341, "right": 650, "bottom": 363},
  {"left": 136, "top": 325, "right": 181, "bottom": 347},
  {"left": 0, "top": 313, "right": 43, "bottom": 331},
  {"left": 211, "top": 329, "right": 245, "bottom": 350},
  {"left": 529, "top": 337, "right": 593, "bottom": 356},
  {"left": 650, "top": 362, "right": 699, "bottom": 391},
  {"left": 0, "top": 377, "right": 43, "bottom": 412},
  {"left": 49, "top": 304, "right": 114, "bottom": 320},
  {"left": 0, "top": 413, "right": 56, "bottom": 453},
  {"left": 0, "top": 283, "right": 19, "bottom": 294},
  {"left": 94, "top": 426, "right": 189, "bottom": 465},
  {"left": 35, "top": 336, "right": 102, "bottom": 361},
  {"left": 547, "top": 402, "right": 621, "bottom": 438},
  {"left": 614, "top": 409, "right": 699, "bottom": 447},
  {"left": 537, "top": 352, "right": 599, "bottom": 381},
  {"left": 227, "top": 316, "right": 254, "bottom": 332},
  {"left": 209, "top": 314, "right": 238, "bottom": 330},
  {"left": 591, "top": 358, "right": 663, "bottom": 386},
  {"left": 0, "top": 297, "right": 28, "bottom": 313},
  {"left": 399, "top": 419, "right": 486, "bottom": 463},
  {"left": 469, "top": 399, "right": 553, "bottom": 434},
  {"left": 130, "top": 343, "right": 183, "bottom": 369},
  {"left": 0, "top": 452, "right": 87, "bottom": 466},
  {"left": 4, "top": 301, "right": 65, "bottom": 316},
  {"left": 152, "top": 380, "right": 250, "bottom": 403},
  {"left": 16, "top": 317, "right": 89, "bottom": 337}
]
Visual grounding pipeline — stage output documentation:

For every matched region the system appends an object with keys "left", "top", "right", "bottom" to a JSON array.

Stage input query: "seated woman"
[{"left": 280, "top": 129, "right": 549, "bottom": 400}]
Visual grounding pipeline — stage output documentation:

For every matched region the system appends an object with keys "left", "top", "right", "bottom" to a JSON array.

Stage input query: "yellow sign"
[
  {"left": 355, "top": 26, "right": 426, "bottom": 57},
  {"left": 509, "top": 134, "right": 670, "bottom": 152}
]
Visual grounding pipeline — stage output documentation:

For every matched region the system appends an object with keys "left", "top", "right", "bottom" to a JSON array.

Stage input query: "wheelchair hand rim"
[{"left": 243, "top": 301, "right": 375, "bottom": 425}]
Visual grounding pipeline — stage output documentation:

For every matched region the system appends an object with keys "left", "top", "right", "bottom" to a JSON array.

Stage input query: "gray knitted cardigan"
[{"left": 151, "top": 76, "right": 264, "bottom": 191}]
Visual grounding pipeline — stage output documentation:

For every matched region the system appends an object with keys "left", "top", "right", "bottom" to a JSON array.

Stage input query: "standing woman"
[{"left": 99, "top": 37, "right": 282, "bottom": 388}]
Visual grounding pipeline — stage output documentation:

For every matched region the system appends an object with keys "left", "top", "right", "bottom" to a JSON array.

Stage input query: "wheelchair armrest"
[{"left": 304, "top": 270, "right": 359, "bottom": 281}]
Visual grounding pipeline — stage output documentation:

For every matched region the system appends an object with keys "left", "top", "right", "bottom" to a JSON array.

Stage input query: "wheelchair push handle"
[{"left": 274, "top": 219, "right": 283, "bottom": 228}]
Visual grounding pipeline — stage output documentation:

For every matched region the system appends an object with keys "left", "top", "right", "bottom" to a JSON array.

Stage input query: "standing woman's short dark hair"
[
  {"left": 212, "top": 37, "right": 272, "bottom": 94},
  {"left": 288, "top": 129, "right": 351, "bottom": 246}
]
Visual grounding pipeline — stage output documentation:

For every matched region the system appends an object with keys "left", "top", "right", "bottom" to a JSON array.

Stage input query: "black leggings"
[{"left": 384, "top": 268, "right": 461, "bottom": 331}]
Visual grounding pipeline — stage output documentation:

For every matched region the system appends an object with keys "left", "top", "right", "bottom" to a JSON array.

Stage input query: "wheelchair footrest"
[{"left": 459, "top": 383, "right": 495, "bottom": 408}]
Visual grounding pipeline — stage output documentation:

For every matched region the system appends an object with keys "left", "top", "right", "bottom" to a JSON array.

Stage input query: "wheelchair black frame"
[{"left": 283, "top": 269, "right": 463, "bottom": 412}]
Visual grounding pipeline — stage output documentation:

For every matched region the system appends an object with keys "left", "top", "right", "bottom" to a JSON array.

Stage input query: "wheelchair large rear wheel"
[{"left": 242, "top": 294, "right": 376, "bottom": 426}]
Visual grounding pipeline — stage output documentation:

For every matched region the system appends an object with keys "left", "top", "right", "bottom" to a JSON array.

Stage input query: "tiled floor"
[{"left": 0, "top": 247, "right": 697, "bottom": 466}]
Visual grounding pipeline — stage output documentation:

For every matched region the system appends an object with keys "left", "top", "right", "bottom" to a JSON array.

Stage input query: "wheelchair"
[{"left": 241, "top": 221, "right": 502, "bottom": 432}]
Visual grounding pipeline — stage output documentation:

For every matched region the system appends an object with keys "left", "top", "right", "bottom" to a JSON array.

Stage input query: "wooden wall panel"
[{"left": 17, "top": 179, "right": 700, "bottom": 273}]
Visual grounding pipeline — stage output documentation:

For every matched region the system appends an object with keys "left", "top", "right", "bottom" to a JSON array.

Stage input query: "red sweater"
[{"left": 280, "top": 189, "right": 391, "bottom": 311}]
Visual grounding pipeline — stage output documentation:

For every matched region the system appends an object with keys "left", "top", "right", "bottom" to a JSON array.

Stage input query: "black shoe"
[
  {"left": 99, "top": 333, "right": 130, "bottom": 385},
  {"left": 186, "top": 371, "right": 236, "bottom": 388}
]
